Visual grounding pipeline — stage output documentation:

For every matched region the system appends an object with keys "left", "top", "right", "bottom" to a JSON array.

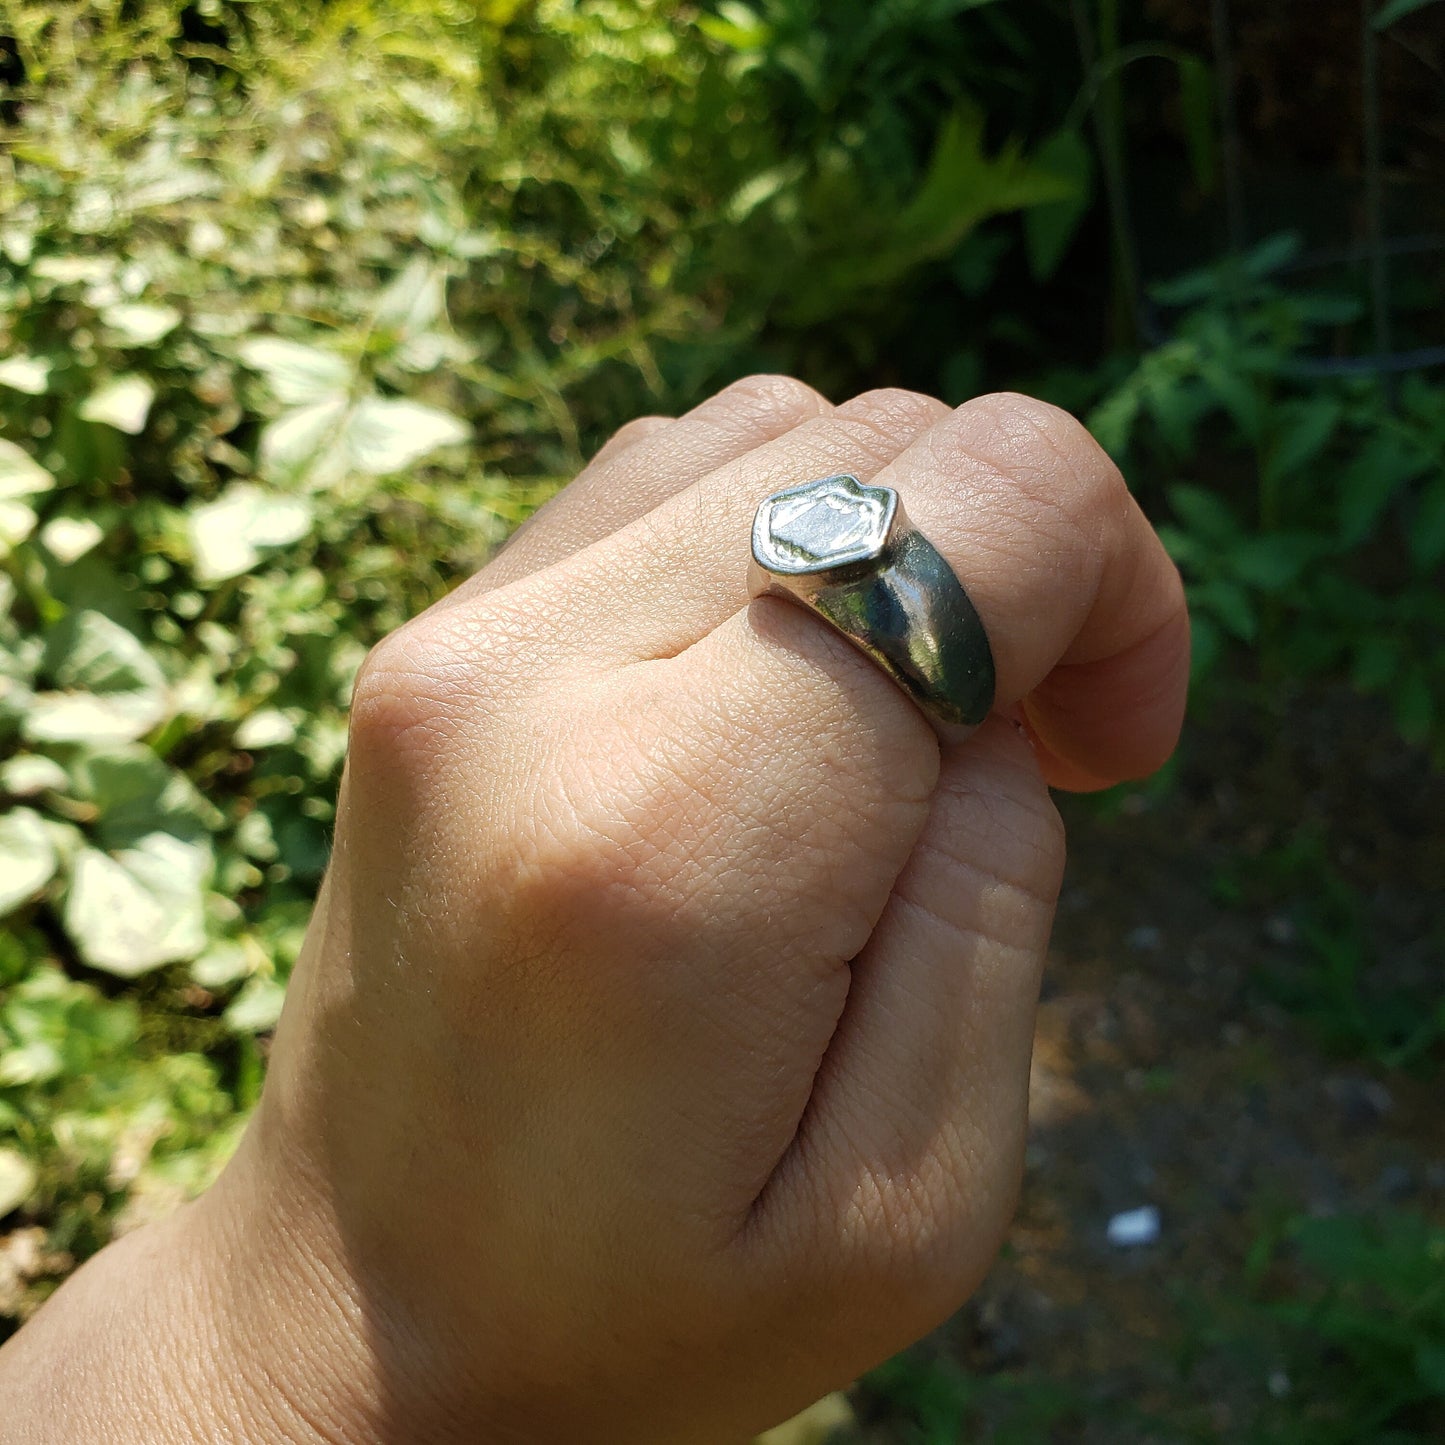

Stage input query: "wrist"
[
  {"left": 0, "top": 1122, "right": 413, "bottom": 1445},
  {"left": 0, "top": 1185, "right": 314, "bottom": 1445}
]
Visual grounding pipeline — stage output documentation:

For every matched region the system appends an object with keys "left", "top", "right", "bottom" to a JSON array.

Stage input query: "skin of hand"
[{"left": 0, "top": 379, "right": 1189, "bottom": 1444}]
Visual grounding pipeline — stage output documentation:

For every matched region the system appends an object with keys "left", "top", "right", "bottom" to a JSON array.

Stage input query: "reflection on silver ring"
[{"left": 747, "top": 474, "right": 995, "bottom": 733}]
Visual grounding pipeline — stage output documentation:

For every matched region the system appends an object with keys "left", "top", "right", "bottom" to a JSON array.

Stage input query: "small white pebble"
[{"left": 1107, "top": 1205, "right": 1161, "bottom": 1247}]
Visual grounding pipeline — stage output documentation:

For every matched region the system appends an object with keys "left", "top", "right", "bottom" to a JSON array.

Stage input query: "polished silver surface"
[{"left": 748, "top": 474, "right": 996, "bottom": 733}]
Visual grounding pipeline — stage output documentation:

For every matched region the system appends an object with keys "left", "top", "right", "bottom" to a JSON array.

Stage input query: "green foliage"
[
  {"left": 0, "top": 944, "right": 243, "bottom": 1277},
  {"left": 865, "top": 1210, "right": 1445, "bottom": 1445},
  {"left": 1190, "top": 1210, "right": 1445, "bottom": 1445},
  {"left": 0, "top": 0, "right": 769, "bottom": 1311},
  {"left": 1087, "top": 239, "right": 1445, "bottom": 762}
]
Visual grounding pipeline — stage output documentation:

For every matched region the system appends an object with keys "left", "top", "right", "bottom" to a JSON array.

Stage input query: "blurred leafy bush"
[
  {"left": 1088, "top": 237, "right": 1445, "bottom": 759},
  {"left": 860, "top": 1208, "right": 1445, "bottom": 1444},
  {"left": 0, "top": 0, "right": 785, "bottom": 1315}
]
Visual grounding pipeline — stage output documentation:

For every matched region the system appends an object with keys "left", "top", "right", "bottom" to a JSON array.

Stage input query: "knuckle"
[
  {"left": 609, "top": 413, "right": 672, "bottom": 449},
  {"left": 712, "top": 372, "right": 831, "bottom": 429},
  {"left": 348, "top": 624, "right": 433, "bottom": 748},
  {"left": 829, "top": 387, "right": 949, "bottom": 456},
  {"left": 842, "top": 386, "right": 949, "bottom": 428},
  {"left": 967, "top": 390, "right": 1129, "bottom": 545},
  {"left": 348, "top": 600, "right": 535, "bottom": 761}
]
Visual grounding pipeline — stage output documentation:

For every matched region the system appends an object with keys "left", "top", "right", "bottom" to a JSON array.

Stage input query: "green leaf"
[
  {"left": 1229, "top": 533, "right": 1323, "bottom": 592},
  {"left": 1351, "top": 634, "right": 1403, "bottom": 694},
  {"left": 78, "top": 375, "right": 155, "bottom": 435},
  {"left": 0, "top": 1147, "right": 36, "bottom": 1217},
  {"left": 895, "top": 103, "right": 1073, "bottom": 263},
  {"left": 696, "top": 2, "right": 772, "bottom": 51},
  {"left": 63, "top": 835, "right": 211, "bottom": 977},
  {"left": 1337, "top": 431, "right": 1426, "bottom": 546},
  {"left": 1415, "top": 1340, "right": 1445, "bottom": 1398},
  {"left": 0, "top": 439, "right": 55, "bottom": 500},
  {"left": 1374, "top": 0, "right": 1443, "bottom": 28},
  {"left": 1193, "top": 577, "right": 1256, "bottom": 642},
  {"left": 1189, "top": 613, "right": 1222, "bottom": 682},
  {"left": 1264, "top": 396, "right": 1341, "bottom": 489},
  {"left": 1168, "top": 483, "right": 1240, "bottom": 545},
  {"left": 1022, "top": 129, "right": 1093, "bottom": 281},
  {"left": 0, "top": 807, "right": 58, "bottom": 915},
  {"left": 25, "top": 611, "right": 169, "bottom": 745},
  {"left": 188, "top": 483, "right": 315, "bottom": 584},
  {"left": 70, "top": 746, "right": 219, "bottom": 851},
  {"left": 1393, "top": 665, "right": 1435, "bottom": 744},
  {"left": 192, "top": 936, "right": 262, "bottom": 988},
  {"left": 343, "top": 397, "right": 470, "bottom": 475},
  {"left": 237, "top": 338, "right": 351, "bottom": 406},
  {"left": 1410, "top": 474, "right": 1445, "bottom": 572},
  {"left": 788, "top": 103, "right": 1074, "bottom": 317},
  {"left": 1196, "top": 358, "right": 1262, "bottom": 442}
]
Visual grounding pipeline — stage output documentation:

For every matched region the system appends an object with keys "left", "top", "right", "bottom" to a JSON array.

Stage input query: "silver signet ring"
[{"left": 747, "top": 474, "right": 996, "bottom": 734}]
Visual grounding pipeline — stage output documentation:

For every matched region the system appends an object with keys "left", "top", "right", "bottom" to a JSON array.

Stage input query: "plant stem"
[
  {"left": 1361, "top": 0, "right": 1395, "bottom": 399},
  {"left": 1069, "top": 0, "right": 1143, "bottom": 347}
]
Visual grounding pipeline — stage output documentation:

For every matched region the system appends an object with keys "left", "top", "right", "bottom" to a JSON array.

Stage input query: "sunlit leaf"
[
  {"left": 188, "top": 483, "right": 315, "bottom": 584},
  {"left": 0, "top": 439, "right": 54, "bottom": 500},
  {"left": 373, "top": 259, "right": 447, "bottom": 338},
  {"left": 0, "top": 1147, "right": 36, "bottom": 1217},
  {"left": 101, "top": 302, "right": 182, "bottom": 347},
  {"left": 25, "top": 611, "right": 169, "bottom": 745},
  {"left": 0, "top": 808, "right": 58, "bottom": 914},
  {"left": 0, "top": 754, "right": 69, "bottom": 797},
  {"left": 696, "top": 2, "right": 772, "bottom": 52},
  {"left": 63, "top": 835, "right": 211, "bottom": 977},
  {"left": 78, "top": 375, "right": 155, "bottom": 435},
  {"left": 234, "top": 708, "right": 298, "bottom": 749},
  {"left": 343, "top": 397, "right": 470, "bottom": 475},
  {"left": 237, "top": 338, "right": 351, "bottom": 406},
  {"left": 0, "top": 501, "right": 38, "bottom": 556},
  {"left": 223, "top": 976, "right": 287, "bottom": 1034},
  {"left": 39, "top": 516, "right": 105, "bottom": 563},
  {"left": 0, "top": 354, "right": 51, "bottom": 395},
  {"left": 257, "top": 396, "right": 348, "bottom": 484}
]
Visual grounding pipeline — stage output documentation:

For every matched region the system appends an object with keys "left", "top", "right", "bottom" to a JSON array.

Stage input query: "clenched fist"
[{"left": 0, "top": 378, "right": 1188, "bottom": 1444}]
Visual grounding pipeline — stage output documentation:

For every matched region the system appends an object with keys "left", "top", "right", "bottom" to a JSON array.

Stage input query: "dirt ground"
[{"left": 850, "top": 683, "right": 1445, "bottom": 1442}]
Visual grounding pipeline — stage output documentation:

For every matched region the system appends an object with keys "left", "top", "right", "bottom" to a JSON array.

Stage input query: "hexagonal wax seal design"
[{"left": 752, "top": 474, "right": 898, "bottom": 575}]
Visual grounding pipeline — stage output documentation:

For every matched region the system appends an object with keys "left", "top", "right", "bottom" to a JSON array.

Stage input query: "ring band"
[{"left": 747, "top": 474, "right": 995, "bottom": 732}]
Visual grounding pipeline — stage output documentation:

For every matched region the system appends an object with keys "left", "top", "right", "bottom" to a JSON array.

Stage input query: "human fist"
[{"left": 193, "top": 377, "right": 1189, "bottom": 1443}]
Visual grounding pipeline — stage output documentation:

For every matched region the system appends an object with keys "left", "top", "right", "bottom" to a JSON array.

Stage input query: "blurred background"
[{"left": 0, "top": 1, "right": 1442, "bottom": 1439}]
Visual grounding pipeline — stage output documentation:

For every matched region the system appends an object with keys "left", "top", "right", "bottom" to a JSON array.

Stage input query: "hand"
[{"left": 0, "top": 378, "right": 1188, "bottom": 1444}]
